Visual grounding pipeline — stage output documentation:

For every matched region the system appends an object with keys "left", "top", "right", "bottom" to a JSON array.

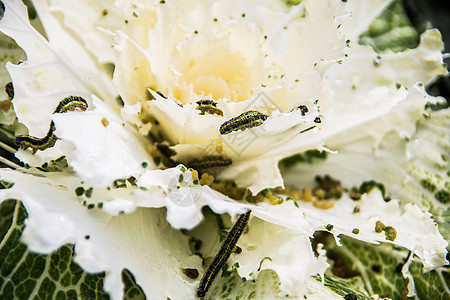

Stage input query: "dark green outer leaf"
[
  {"left": 0, "top": 199, "right": 146, "bottom": 300},
  {"left": 324, "top": 235, "right": 449, "bottom": 300}
]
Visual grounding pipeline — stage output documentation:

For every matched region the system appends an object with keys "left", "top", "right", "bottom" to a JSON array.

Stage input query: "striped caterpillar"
[
  {"left": 16, "top": 96, "right": 88, "bottom": 153},
  {"left": 53, "top": 96, "right": 88, "bottom": 113},
  {"left": 195, "top": 100, "right": 223, "bottom": 117},
  {"left": 186, "top": 155, "right": 232, "bottom": 174},
  {"left": 219, "top": 111, "right": 267, "bottom": 135},
  {"left": 197, "top": 209, "right": 251, "bottom": 297}
]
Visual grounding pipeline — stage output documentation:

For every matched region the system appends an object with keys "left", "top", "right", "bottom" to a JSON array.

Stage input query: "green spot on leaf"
[
  {"left": 420, "top": 179, "right": 437, "bottom": 193},
  {"left": 435, "top": 190, "right": 449, "bottom": 204},
  {"left": 359, "top": 180, "right": 386, "bottom": 198}
]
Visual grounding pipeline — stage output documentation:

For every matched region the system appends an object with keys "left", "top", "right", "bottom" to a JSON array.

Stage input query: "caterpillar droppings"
[{"left": 296, "top": 105, "right": 308, "bottom": 116}]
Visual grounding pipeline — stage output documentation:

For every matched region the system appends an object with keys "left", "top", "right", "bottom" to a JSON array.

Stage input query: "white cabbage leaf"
[{"left": 0, "top": 0, "right": 447, "bottom": 299}]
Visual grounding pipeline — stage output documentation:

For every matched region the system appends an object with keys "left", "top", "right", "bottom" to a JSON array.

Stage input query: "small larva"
[
  {"left": 197, "top": 209, "right": 251, "bottom": 298},
  {"left": 15, "top": 96, "right": 88, "bottom": 153},
  {"left": 195, "top": 100, "right": 223, "bottom": 117},
  {"left": 219, "top": 110, "right": 268, "bottom": 135},
  {"left": 53, "top": 96, "right": 88, "bottom": 113},
  {"left": 186, "top": 155, "right": 232, "bottom": 174}
]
